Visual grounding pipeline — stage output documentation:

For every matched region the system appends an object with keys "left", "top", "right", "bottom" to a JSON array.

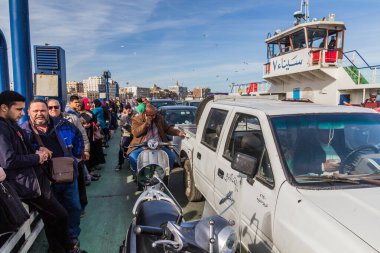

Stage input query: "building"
[
  {"left": 83, "top": 76, "right": 105, "bottom": 92},
  {"left": 193, "top": 87, "right": 210, "bottom": 99},
  {"left": 85, "top": 91, "right": 99, "bottom": 101},
  {"left": 168, "top": 81, "right": 188, "bottom": 99},
  {"left": 67, "top": 81, "right": 84, "bottom": 93},
  {"left": 126, "top": 86, "right": 150, "bottom": 98},
  {"left": 108, "top": 80, "right": 120, "bottom": 100}
]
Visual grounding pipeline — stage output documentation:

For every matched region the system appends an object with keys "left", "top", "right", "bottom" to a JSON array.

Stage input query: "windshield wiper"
[
  {"left": 353, "top": 173, "right": 380, "bottom": 185},
  {"left": 297, "top": 173, "right": 380, "bottom": 185},
  {"left": 295, "top": 174, "right": 360, "bottom": 184}
]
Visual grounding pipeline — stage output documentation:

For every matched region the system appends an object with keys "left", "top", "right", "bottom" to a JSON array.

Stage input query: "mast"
[{"left": 294, "top": 0, "right": 310, "bottom": 25}]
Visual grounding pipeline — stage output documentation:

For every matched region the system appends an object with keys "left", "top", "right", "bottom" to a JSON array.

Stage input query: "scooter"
[
  {"left": 126, "top": 138, "right": 175, "bottom": 189},
  {"left": 119, "top": 169, "right": 238, "bottom": 253}
]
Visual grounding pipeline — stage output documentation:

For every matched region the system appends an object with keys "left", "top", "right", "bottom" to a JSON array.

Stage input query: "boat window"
[
  {"left": 291, "top": 29, "right": 307, "bottom": 50},
  {"left": 267, "top": 41, "right": 280, "bottom": 58},
  {"left": 327, "top": 30, "right": 338, "bottom": 50},
  {"left": 307, "top": 28, "right": 327, "bottom": 48},
  {"left": 336, "top": 30, "right": 344, "bottom": 49},
  {"left": 280, "top": 36, "right": 292, "bottom": 54}
]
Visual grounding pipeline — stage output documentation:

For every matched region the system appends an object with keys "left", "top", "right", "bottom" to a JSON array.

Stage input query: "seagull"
[
  {"left": 243, "top": 61, "right": 248, "bottom": 65},
  {"left": 121, "top": 45, "right": 126, "bottom": 48}
]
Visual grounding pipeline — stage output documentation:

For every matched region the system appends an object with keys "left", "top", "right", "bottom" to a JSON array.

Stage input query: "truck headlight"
[{"left": 218, "top": 226, "right": 238, "bottom": 253}]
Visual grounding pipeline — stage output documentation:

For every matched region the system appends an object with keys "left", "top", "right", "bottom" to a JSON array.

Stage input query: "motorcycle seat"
[{"left": 136, "top": 200, "right": 179, "bottom": 227}]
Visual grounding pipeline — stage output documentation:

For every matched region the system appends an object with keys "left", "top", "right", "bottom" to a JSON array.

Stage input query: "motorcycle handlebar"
[
  {"left": 126, "top": 142, "right": 177, "bottom": 149},
  {"left": 134, "top": 225, "right": 164, "bottom": 236}
]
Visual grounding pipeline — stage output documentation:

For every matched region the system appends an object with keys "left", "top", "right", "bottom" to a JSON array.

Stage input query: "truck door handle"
[
  {"left": 217, "top": 168, "right": 224, "bottom": 179},
  {"left": 197, "top": 152, "right": 201, "bottom": 160}
]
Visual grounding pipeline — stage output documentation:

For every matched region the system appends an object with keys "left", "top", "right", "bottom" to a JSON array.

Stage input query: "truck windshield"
[{"left": 271, "top": 113, "right": 380, "bottom": 185}]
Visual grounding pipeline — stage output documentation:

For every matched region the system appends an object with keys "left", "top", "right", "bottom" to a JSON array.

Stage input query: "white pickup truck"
[{"left": 174, "top": 96, "right": 380, "bottom": 253}]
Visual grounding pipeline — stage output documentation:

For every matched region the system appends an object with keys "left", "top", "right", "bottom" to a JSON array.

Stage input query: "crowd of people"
[
  {"left": 0, "top": 91, "right": 127, "bottom": 253},
  {"left": 0, "top": 91, "right": 186, "bottom": 253}
]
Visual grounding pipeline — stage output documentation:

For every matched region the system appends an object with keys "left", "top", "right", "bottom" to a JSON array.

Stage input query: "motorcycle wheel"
[{"left": 183, "top": 159, "right": 203, "bottom": 202}]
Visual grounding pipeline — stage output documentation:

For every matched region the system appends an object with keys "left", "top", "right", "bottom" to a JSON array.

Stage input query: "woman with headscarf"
[{"left": 79, "top": 99, "right": 106, "bottom": 170}]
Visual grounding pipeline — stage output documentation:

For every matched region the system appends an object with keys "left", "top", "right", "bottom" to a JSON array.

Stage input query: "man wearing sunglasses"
[{"left": 47, "top": 99, "right": 90, "bottom": 162}]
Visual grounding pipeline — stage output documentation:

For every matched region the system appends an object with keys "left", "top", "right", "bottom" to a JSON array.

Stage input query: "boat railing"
[
  {"left": 309, "top": 49, "right": 339, "bottom": 67},
  {"left": 342, "top": 50, "right": 380, "bottom": 84},
  {"left": 0, "top": 204, "right": 43, "bottom": 253}
]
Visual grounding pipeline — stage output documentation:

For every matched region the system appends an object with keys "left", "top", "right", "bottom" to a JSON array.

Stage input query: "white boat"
[{"left": 233, "top": 0, "right": 380, "bottom": 105}]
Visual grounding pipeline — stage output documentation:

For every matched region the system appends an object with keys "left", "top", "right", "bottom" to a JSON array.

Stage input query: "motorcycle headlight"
[
  {"left": 137, "top": 165, "right": 165, "bottom": 185},
  {"left": 218, "top": 226, "right": 238, "bottom": 253},
  {"left": 147, "top": 139, "right": 159, "bottom": 149}
]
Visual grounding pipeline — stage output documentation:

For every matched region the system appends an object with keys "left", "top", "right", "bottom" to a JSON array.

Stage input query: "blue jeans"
[
  {"left": 52, "top": 178, "right": 82, "bottom": 239},
  {"left": 129, "top": 147, "right": 175, "bottom": 172}
]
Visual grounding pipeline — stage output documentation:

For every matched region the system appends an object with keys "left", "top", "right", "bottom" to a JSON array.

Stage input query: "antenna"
[{"left": 293, "top": 0, "right": 310, "bottom": 24}]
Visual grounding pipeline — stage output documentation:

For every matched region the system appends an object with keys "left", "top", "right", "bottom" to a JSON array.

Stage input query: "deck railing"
[{"left": 0, "top": 205, "right": 43, "bottom": 253}]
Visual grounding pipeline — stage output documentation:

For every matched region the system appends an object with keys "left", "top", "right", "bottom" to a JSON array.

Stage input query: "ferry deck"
[{"left": 1, "top": 131, "right": 203, "bottom": 253}]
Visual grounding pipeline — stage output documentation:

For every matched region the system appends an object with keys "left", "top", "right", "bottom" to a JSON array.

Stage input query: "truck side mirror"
[{"left": 231, "top": 152, "right": 258, "bottom": 178}]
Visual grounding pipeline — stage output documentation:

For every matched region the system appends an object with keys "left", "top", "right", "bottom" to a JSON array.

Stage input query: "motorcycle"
[
  {"left": 119, "top": 168, "right": 238, "bottom": 253},
  {"left": 126, "top": 138, "right": 175, "bottom": 189}
]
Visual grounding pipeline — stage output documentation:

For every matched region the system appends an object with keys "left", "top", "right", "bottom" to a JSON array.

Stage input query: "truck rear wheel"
[{"left": 183, "top": 159, "right": 203, "bottom": 202}]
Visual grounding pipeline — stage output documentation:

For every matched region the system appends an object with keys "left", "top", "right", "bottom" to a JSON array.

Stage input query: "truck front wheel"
[{"left": 183, "top": 159, "right": 203, "bottom": 202}]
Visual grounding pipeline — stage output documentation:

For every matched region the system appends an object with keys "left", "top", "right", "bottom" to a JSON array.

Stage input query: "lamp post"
[{"left": 103, "top": 70, "right": 111, "bottom": 100}]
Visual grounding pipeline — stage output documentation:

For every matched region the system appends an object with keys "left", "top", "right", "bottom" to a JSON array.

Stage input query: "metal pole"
[
  {"left": 9, "top": 0, "right": 33, "bottom": 122},
  {"left": 0, "top": 29, "right": 10, "bottom": 92},
  {"left": 105, "top": 76, "right": 109, "bottom": 100}
]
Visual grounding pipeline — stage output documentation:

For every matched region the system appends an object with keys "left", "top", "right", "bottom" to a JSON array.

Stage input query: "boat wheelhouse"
[{"left": 256, "top": 1, "right": 380, "bottom": 105}]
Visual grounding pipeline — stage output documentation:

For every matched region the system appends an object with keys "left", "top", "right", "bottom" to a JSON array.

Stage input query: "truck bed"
[
  {"left": 178, "top": 124, "right": 197, "bottom": 138},
  {"left": 173, "top": 124, "right": 197, "bottom": 164}
]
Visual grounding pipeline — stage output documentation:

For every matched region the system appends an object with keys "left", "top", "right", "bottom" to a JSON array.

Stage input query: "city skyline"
[{"left": 1, "top": 0, "right": 380, "bottom": 92}]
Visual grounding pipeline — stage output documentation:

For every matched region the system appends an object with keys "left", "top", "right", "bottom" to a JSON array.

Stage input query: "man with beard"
[
  {"left": 20, "top": 99, "right": 86, "bottom": 253},
  {"left": 0, "top": 91, "right": 72, "bottom": 253}
]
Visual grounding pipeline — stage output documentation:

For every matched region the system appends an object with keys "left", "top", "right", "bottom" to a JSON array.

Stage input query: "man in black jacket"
[{"left": 0, "top": 91, "right": 72, "bottom": 253}]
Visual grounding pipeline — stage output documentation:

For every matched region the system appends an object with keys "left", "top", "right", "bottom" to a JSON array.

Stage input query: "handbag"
[
  {"left": 0, "top": 181, "right": 30, "bottom": 234},
  {"left": 7, "top": 168, "right": 42, "bottom": 199},
  {"left": 50, "top": 157, "right": 74, "bottom": 183},
  {"left": 31, "top": 122, "right": 75, "bottom": 184},
  {"left": 92, "top": 122, "right": 104, "bottom": 141}
]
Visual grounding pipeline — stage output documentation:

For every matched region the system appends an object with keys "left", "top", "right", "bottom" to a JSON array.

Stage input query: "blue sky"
[{"left": 1, "top": 0, "right": 380, "bottom": 92}]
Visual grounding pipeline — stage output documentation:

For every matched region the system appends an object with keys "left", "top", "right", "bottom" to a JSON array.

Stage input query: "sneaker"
[
  {"left": 114, "top": 165, "right": 121, "bottom": 171},
  {"left": 93, "top": 166, "right": 102, "bottom": 170},
  {"left": 85, "top": 180, "right": 91, "bottom": 186},
  {"left": 80, "top": 210, "right": 85, "bottom": 218},
  {"left": 91, "top": 173, "right": 101, "bottom": 178},
  {"left": 91, "top": 175, "right": 99, "bottom": 181},
  {"left": 69, "top": 246, "right": 87, "bottom": 253}
]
